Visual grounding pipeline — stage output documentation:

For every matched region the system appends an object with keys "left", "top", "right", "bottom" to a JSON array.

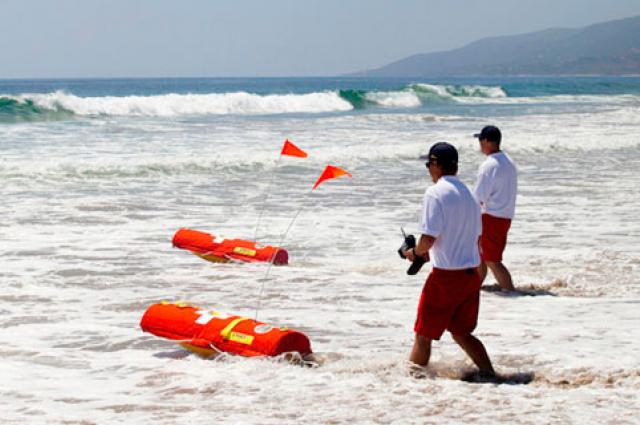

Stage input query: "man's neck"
[{"left": 438, "top": 174, "right": 457, "bottom": 181}]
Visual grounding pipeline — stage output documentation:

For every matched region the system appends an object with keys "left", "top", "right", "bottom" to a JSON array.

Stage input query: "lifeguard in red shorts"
[
  {"left": 404, "top": 142, "right": 495, "bottom": 377},
  {"left": 473, "top": 125, "right": 518, "bottom": 292}
]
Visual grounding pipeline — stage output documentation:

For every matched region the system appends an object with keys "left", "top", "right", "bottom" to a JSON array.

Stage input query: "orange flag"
[
  {"left": 281, "top": 139, "right": 308, "bottom": 158},
  {"left": 312, "top": 165, "right": 352, "bottom": 190}
]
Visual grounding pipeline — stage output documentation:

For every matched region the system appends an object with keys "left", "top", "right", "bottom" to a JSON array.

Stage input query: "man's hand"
[
  {"left": 414, "top": 235, "right": 435, "bottom": 262},
  {"left": 404, "top": 248, "right": 416, "bottom": 262},
  {"left": 406, "top": 239, "right": 431, "bottom": 276},
  {"left": 400, "top": 234, "right": 433, "bottom": 264}
]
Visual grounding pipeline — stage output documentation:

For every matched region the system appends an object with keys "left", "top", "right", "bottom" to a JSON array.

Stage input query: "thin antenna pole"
[
  {"left": 252, "top": 155, "right": 281, "bottom": 242},
  {"left": 254, "top": 189, "right": 311, "bottom": 321}
]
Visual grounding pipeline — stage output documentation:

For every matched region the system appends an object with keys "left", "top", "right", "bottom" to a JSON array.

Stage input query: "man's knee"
[
  {"left": 451, "top": 333, "right": 461, "bottom": 344},
  {"left": 451, "top": 333, "right": 472, "bottom": 344},
  {"left": 485, "top": 261, "right": 504, "bottom": 270}
]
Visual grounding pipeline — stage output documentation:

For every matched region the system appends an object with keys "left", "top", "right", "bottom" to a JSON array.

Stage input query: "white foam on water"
[
  {"left": 363, "top": 90, "right": 422, "bottom": 108},
  {"left": 3, "top": 104, "right": 639, "bottom": 189},
  {"left": 6, "top": 90, "right": 354, "bottom": 117},
  {"left": 412, "top": 83, "right": 508, "bottom": 99},
  {"left": 455, "top": 92, "right": 640, "bottom": 105}
]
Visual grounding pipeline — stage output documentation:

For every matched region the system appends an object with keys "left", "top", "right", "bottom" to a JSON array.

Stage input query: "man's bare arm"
[{"left": 404, "top": 234, "right": 435, "bottom": 261}]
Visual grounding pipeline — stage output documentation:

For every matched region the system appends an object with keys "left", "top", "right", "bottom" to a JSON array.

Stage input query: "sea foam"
[{"left": 4, "top": 90, "right": 354, "bottom": 117}]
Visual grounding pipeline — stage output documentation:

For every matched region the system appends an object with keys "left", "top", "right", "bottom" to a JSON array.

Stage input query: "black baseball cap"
[
  {"left": 474, "top": 125, "right": 501, "bottom": 143},
  {"left": 426, "top": 142, "right": 458, "bottom": 167}
]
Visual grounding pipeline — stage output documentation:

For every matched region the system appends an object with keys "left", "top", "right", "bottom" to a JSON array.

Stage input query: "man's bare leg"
[
  {"left": 486, "top": 261, "right": 515, "bottom": 291},
  {"left": 452, "top": 333, "right": 495, "bottom": 376},
  {"left": 409, "top": 334, "right": 432, "bottom": 366}
]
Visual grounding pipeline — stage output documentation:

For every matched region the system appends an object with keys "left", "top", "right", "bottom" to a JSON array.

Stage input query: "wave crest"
[
  {"left": 410, "top": 83, "right": 507, "bottom": 99},
  {"left": 0, "top": 96, "right": 73, "bottom": 122},
  {"left": 1, "top": 90, "right": 354, "bottom": 119},
  {"left": 1, "top": 83, "right": 508, "bottom": 121},
  {"left": 338, "top": 83, "right": 507, "bottom": 109}
]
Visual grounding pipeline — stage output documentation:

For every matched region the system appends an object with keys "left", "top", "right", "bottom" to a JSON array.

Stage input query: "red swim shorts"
[
  {"left": 414, "top": 267, "right": 482, "bottom": 340},
  {"left": 480, "top": 213, "right": 512, "bottom": 262}
]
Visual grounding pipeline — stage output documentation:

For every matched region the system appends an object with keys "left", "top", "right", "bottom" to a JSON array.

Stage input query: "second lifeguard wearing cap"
[{"left": 474, "top": 125, "right": 502, "bottom": 144}]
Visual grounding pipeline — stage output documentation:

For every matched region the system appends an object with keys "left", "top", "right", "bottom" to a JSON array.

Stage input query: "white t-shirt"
[
  {"left": 473, "top": 151, "right": 517, "bottom": 219},
  {"left": 419, "top": 175, "right": 481, "bottom": 270}
]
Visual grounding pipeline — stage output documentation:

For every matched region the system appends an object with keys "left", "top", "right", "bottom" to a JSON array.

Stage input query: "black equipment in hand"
[{"left": 398, "top": 228, "right": 428, "bottom": 275}]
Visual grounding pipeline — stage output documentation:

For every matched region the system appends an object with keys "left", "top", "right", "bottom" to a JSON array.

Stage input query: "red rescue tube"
[
  {"left": 172, "top": 228, "right": 288, "bottom": 265},
  {"left": 140, "top": 301, "right": 312, "bottom": 358}
]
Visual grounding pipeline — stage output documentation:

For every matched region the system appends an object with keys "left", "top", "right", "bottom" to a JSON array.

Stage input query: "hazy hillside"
[{"left": 355, "top": 15, "right": 640, "bottom": 76}]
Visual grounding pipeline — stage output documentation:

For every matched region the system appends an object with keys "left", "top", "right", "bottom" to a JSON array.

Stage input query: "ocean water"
[{"left": 1, "top": 76, "right": 639, "bottom": 424}]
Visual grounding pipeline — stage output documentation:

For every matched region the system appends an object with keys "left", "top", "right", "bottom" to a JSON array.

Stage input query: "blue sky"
[{"left": 2, "top": 0, "right": 640, "bottom": 78}]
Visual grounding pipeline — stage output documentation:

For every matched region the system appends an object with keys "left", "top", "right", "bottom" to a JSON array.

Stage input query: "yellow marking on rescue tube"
[
  {"left": 179, "top": 342, "right": 217, "bottom": 358},
  {"left": 220, "top": 317, "right": 249, "bottom": 339},
  {"left": 233, "top": 247, "right": 257, "bottom": 257},
  {"left": 197, "top": 252, "right": 229, "bottom": 263},
  {"left": 228, "top": 332, "right": 254, "bottom": 345}
]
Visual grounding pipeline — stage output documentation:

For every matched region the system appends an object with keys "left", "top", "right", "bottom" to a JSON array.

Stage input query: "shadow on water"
[
  {"left": 481, "top": 283, "right": 557, "bottom": 297},
  {"left": 460, "top": 370, "right": 535, "bottom": 385},
  {"left": 153, "top": 349, "right": 192, "bottom": 359},
  {"left": 152, "top": 347, "right": 320, "bottom": 367}
]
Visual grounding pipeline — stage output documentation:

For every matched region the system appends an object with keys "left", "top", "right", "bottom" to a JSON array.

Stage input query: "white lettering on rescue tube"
[{"left": 194, "top": 310, "right": 230, "bottom": 324}]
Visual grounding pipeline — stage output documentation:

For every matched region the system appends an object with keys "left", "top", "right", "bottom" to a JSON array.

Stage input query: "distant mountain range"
[{"left": 352, "top": 15, "right": 640, "bottom": 77}]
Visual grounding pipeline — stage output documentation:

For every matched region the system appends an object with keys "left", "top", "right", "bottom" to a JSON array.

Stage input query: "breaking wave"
[
  {"left": 0, "top": 96, "right": 74, "bottom": 122},
  {"left": 12, "top": 83, "right": 637, "bottom": 121},
  {"left": 339, "top": 83, "right": 507, "bottom": 109},
  {"left": 411, "top": 83, "right": 507, "bottom": 99},
  {"left": 0, "top": 91, "right": 354, "bottom": 120},
  {"left": 0, "top": 84, "right": 507, "bottom": 121}
]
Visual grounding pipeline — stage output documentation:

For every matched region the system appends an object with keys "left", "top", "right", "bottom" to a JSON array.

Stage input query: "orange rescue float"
[
  {"left": 172, "top": 228, "right": 288, "bottom": 265},
  {"left": 140, "top": 301, "right": 312, "bottom": 358}
]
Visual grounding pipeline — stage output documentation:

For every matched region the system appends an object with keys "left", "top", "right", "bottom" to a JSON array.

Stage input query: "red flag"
[
  {"left": 312, "top": 165, "right": 352, "bottom": 190},
  {"left": 281, "top": 139, "right": 308, "bottom": 158}
]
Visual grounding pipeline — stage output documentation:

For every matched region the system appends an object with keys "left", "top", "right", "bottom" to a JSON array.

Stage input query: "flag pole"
[
  {"left": 252, "top": 154, "right": 281, "bottom": 242},
  {"left": 254, "top": 189, "right": 311, "bottom": 321},
  {"left": 253, "top": 139, "right": 307, "bottom": 242}
]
